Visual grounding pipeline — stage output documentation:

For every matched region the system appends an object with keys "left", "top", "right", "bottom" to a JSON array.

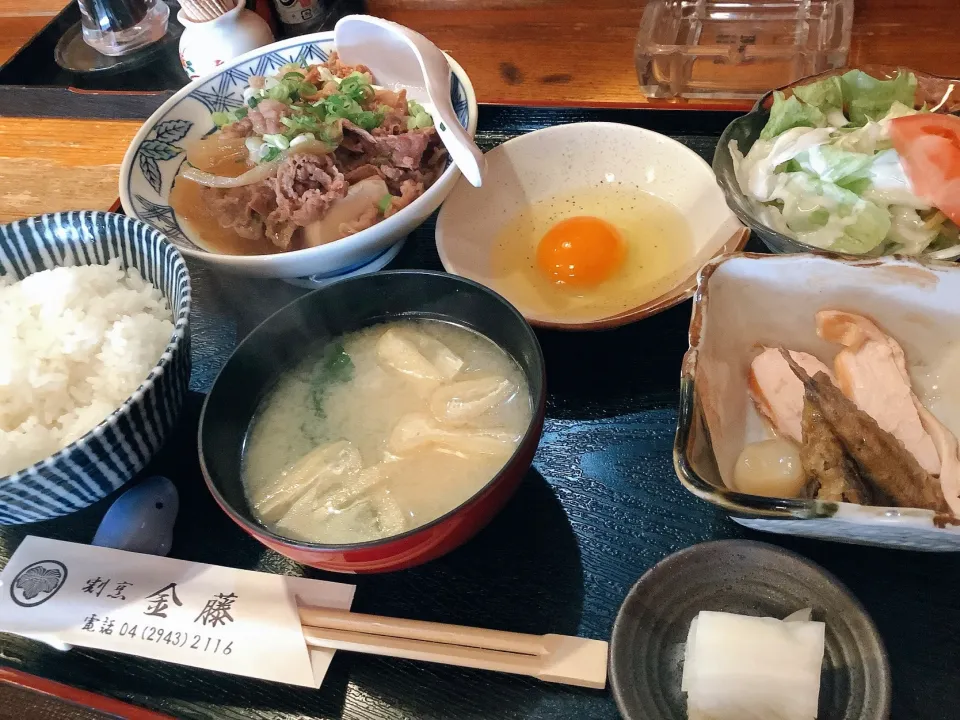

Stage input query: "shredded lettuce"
[
  {"left": 760, "top": 92, "right": 826, "bottom": 139},
  {"left": 792, "top": 76, "right": 848, "bottom": 126},
  {"left": 768, "top": 173, "right": 891, "bottom": 253},
  {"left": 794, "top": 145, "right": 874, "bottom": 187},
  {"left": 887, "top": 206, "right": 938, "bottom": 254},
  {"left": 840, "top": 69, "right": 917, "bottom": 125}
]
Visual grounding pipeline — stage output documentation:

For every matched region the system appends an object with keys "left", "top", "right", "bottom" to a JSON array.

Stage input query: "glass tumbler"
[{"left": 78, "top": 0, "right": 170, "bottom": 56}]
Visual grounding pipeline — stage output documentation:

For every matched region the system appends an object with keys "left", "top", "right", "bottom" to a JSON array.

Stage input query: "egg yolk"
[{"left": 535, "top": 216, "right": 625, "bottom": 287}]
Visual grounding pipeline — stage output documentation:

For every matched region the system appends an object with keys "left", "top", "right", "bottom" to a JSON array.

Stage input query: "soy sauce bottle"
[{"left": 268, "top": 0, "right": 363, "bottom": 37}]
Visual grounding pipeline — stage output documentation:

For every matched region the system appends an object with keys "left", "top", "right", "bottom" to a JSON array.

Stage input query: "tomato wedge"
[{"left": 889, "top": 113, "right": 960, "bottom": 225}]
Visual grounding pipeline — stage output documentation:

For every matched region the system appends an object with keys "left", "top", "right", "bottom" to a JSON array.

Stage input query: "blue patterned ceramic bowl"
[
  {"left": 0, "top": 212, "right": 191, "bottom": 525},
  {"left": 119, "top": 31, "right": 477, "bottom": 282}
]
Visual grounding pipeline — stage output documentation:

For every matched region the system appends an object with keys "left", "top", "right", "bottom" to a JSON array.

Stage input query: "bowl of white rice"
[{"left": 0, "top": 211, "right": 191, "bottom": 524}]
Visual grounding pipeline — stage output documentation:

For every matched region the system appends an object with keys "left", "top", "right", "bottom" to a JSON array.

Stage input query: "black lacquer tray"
[
  {"left": 0, "top": 1, "right": 185, "bottom": 119},
  {"left": 1, "top": 105, "right": 958, "bottom": 720},
  {"left": 0, "top": 0, "right": 361, "bottom": 119}
]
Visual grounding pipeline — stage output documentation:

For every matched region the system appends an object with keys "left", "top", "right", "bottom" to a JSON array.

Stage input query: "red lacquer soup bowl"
[{"left": 198, "top": 270, "right": 546, "bottom": 573}]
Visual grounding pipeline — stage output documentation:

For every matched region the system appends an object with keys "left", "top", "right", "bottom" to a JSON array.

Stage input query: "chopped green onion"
[
  {"left": 264, "top": 78, "right": 302, "bottom": 103},
  {"left": 407, "top": 111, "right": 433, "bottom": 130},
  {"left": 262, "top": 133, "right": 290, "bottom": 150},
  {"left": 278, "top": 112, "right": 326, "bottom": 139},
  {"left": 338, "top": 73, "right": 374, "bottom": 103},
  {"left": 282, "top": 71, "right": 306, "bottom": 81},
  {"left": 234, "top": 107, "right": 248, "bottom": 120},
  {"left": 211, "top": 111, "right": 232, "bottom": 127},
  {"left": 377, "top": 193, "right": 393, "bottom": 214},
  {"left": 352, "top": 110, "right": 384, "bottom": 130},
  {"left": 261, "top": 145, "right": 281, "bottom": 162},
  {"left": 299, "top": 82, "right": 318, "bottom": 96},
  {"left": 247, "top": 96, "right": 260, "bottom": 108},
  {"left": 305, "top": 102, "right": 327, "bottom": 120}
]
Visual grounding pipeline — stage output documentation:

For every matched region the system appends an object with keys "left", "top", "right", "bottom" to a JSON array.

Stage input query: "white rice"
[{"left": 0, "top": 259, "right": 174, "bottom": 477}]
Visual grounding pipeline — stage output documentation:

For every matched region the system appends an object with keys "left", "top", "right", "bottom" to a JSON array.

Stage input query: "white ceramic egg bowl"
[{"left": 435, "top": 122, "right": 746, "bottom": 330}]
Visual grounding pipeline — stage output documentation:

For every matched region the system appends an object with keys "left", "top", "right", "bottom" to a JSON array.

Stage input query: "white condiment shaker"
[{"left": 178, "top": 1, "right": 274, "bottom": 80}]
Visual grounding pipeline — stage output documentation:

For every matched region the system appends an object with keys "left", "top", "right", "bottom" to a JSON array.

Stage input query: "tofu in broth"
[{"left": 242, "top": 320, "right": 532, "bottom": 544}]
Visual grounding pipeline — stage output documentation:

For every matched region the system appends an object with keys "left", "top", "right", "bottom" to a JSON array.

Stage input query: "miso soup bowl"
[{"left": 199, "top": 270, "right": 546, "bottom": 573}]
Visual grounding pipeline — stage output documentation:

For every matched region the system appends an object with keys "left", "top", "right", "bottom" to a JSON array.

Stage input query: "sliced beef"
[
  {"left": 377, "top": 130, "right": 434, "bottom": 169},
  {"left": 325, "top": 51, "right": 372, "bottom": 80},
  {"left": 372, "top": 88, "right": 409, "bottom": 136},
  {"left": 202, "top": 154, "right": 348, "bottom": 250},
  {"left": 340, "top": 121, "right": 437, "bottom": 170},
  {"left": 265, "top": 154, "right": 348, "bottom": 248},
  {"left": 344, "top": 164, "right": 384, "bottom": 183},
  {"left": 220, "top": 117, "right": 254, "bottom": 139},
  {"left": 248, "top": 98, "right": 291, "bottom": 136}
]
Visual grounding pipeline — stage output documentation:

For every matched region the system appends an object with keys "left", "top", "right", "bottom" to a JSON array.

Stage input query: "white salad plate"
[{"left": 120, "top": 30, "right": 478, "bottom": 281}]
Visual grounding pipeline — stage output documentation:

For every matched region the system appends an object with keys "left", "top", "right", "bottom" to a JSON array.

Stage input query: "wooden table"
[
  {"left": 1, "top": 0, "right": 959, "bottom": 223},
  {"left": 1, "top": 0, "right": 960, "bottom": 224}
]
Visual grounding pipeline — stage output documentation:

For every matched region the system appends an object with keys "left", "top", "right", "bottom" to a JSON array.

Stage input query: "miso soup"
[{"left": 242, "top": 319, "right": 533, "bottom": 544}]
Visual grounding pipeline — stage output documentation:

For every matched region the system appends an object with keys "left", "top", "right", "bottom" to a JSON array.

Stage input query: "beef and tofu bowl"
[
  {"left": 121, "top": 32, "right": 477, "bottom": 282},
  {"left": 199, "top": 271, "right": 546, "bottom": 573}
]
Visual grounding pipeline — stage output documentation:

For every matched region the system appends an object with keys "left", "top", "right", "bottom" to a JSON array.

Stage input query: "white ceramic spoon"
[{"left": 334, "top": 14, "right": 486, "bottom": 187}]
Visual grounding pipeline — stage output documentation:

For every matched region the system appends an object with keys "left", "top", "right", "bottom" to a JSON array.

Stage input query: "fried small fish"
[
  {"left": 799, "top": 397, "right": 874, "bottom": 504},
  {"left": 780, "top": 349, "right": 949, "bottom": 513}
]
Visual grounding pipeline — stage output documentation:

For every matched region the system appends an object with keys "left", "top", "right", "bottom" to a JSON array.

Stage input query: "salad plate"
[{"left": 713, "top": 65, "right": 960, "bottom": 260}]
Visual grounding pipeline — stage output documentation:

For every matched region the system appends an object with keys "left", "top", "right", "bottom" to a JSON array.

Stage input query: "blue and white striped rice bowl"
[
  {"left": 0, "top": 212, "right": 191, "bottom": 524},
  {"left": 119, "top": 31, "right": 478, "bottom": 282}
]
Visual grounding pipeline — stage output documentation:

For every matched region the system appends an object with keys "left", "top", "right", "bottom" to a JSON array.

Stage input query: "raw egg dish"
[{"left": 489, "top": 185, "right": 695, "bottom": 323}]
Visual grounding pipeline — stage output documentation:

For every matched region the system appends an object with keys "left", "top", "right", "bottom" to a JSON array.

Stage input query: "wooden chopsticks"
[{"left": 297, "top": 605, "right": 608, "bottom": 689}]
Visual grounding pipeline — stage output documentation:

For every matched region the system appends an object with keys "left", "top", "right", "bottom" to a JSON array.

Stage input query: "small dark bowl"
[
  {"left": 713, "top": 65, "right": 960, "bottom": 256},
  {"left": 609, "top": 540, "right": 891, "bottom": 720},
  {"left": 199, "top": 270, "right": 546, "bottom": 573}
]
